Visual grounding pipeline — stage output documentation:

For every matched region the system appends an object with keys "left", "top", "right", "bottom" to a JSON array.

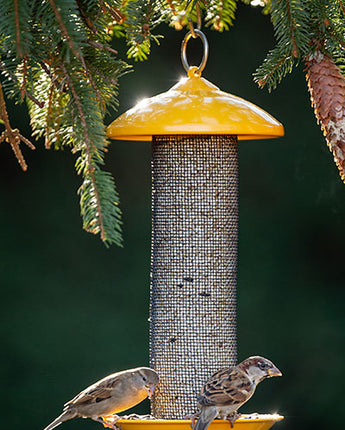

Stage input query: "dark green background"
[{"left": 1, "top": 5, "right": 344, "bottom": 430}]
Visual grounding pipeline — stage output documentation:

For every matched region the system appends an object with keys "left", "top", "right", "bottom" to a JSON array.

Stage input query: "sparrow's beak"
[
  {"left": 145, "top": 384, "right": 156, "bottom": 399},
  {"left": 267, "top": 366, "right": 282, "bottom": 377}
]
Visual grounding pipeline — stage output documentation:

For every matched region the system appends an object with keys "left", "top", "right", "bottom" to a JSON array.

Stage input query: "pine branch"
[
  {"left": 59, "top": 58, "right": 123, "bottom": 246},
  {"left": 0, "top": 0, "right": 129, "bottom": 246},
  {"left": 205, "top": 0, "right": 237, "bottom": 31},
  {"left": 254, "top": 0, "right": 309, "bottom": 90},
  {"left": 254, "top": 46, "right": 295, "bottom": 90},
  {"left": 121, "top": 0, "right": 165, "bottom": 61}
]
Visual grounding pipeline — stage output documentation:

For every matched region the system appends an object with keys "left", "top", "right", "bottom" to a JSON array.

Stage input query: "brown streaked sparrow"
[
  {"left": 194, "top": 356, "right": 282, "bottom": 430},
  {"left": 44, "top": 367, "right": 159, "bottom": 430}
]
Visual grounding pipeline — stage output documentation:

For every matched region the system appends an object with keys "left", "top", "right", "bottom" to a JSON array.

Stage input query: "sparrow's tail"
[
  {"left": 43, "top": 410, "right": 77, "bottom": 430},
  {"left": 193, "top": 407, "right": 218, "bottom": 430}
]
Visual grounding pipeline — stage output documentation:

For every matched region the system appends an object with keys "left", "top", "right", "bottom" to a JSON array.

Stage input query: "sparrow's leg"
[
  {"left": 184, "top": 412, "right": 200, "bottom": 429},
  {"left": 226, "top": 413, "right": 241, "bottom": 428}
]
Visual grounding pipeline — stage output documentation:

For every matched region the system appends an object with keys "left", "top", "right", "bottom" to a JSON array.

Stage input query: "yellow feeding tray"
[
  {"left": 117, "top": 415, "right": 284, "bottom": 430},
  {"left": 106, "top": 68, "right": 284, "bottom": 142}
]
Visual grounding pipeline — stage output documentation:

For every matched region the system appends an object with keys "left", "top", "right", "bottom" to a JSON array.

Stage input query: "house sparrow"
[
  {"left": 194, "top": 356, "right": 282, "bottom": 430},
  {"left": 44, "top": 367, "right": 159, "bottom": 430}
]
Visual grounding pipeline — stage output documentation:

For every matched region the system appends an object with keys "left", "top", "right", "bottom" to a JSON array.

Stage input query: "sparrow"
[
  {"left": 194, "top": 356, "right": 282, "bottom": 430},
  {"left": 44, "top": 367, "right": 159, "bottom": 430}
]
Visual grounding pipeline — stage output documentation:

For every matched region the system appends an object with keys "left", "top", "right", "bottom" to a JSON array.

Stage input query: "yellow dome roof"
[{"left": 107, "top": 70, "right": 284, "bottom": 141}]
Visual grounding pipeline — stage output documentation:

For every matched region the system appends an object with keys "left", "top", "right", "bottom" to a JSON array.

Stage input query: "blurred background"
[{"left": 1, "top": 4, "right": 345, "bottom": 430}]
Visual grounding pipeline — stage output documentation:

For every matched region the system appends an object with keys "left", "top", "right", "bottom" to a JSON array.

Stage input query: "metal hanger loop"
[{"left": 181, "top": 29, "right": 209, "bottom": 76}]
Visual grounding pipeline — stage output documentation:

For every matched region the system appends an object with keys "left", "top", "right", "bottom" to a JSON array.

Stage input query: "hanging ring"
[{"left": 181, "top": 29, "right": 209, "bottom": 76}]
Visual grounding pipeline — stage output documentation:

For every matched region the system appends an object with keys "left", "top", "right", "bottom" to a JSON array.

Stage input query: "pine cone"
[{"left": 306, "top": 50, "right": 345, "bottom": 182}]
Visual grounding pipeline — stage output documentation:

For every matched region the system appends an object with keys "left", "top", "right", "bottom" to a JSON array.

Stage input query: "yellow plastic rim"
[{"left": 116, "top": 415, "right": 284, "bottom": 430}]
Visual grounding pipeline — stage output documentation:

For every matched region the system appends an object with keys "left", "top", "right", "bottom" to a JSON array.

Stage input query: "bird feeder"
[{"left": 107, "top": 30, "right": 284, "bottom": 430}]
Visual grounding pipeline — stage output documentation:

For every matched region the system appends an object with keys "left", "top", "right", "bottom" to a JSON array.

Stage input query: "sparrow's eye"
[
  {"left": 143, "top": 376, "right": 147, "bottom": 382},
  {"left": 258, "top": 362, "right": 268, "bottom": 370}
]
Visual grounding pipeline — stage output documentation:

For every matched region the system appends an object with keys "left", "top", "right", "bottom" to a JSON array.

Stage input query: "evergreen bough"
[{"left": 0, "top": 0, "right": 344, "bottom": 246}]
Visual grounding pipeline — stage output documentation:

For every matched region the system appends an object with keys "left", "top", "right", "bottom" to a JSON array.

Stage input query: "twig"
[
  {"left": 286, "top": 0, "right": 298, "bottom": 58},
  {"left": 20, "top": 55, "right": 28, "bottom": 99},
  {"left": 76, "top": 0, "right": 98, "bottom": 34},
  {"left": 0, "top": 83, "right": 35, "bottom": 171},
  {"left": 40, "top": 61, "right": 62, "bottom": 91},
  {"left": 88, "top": 40, "right": 118, "bottom": 55},
  {"left": 48, "top": 0, "right": 77, "bottom": 54},
  {"left": 14, "top": 0, "right": 22, "bottom": 57},
  {"left": 100, "top": 0, "right": 125, "bottom": 23},
  {"left": 196, "top": 0, "right": 202, "bottom": 29},
  {"left": 166, "top": 0, "right": 177, "bottom": 15},
  {"left": 45, "top": 84, "right": 55, "bottom": 149}
]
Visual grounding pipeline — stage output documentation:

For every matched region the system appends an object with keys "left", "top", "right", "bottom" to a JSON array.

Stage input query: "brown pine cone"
[{"left": 306, "top": 50, "right": 345, "bottom": 182}]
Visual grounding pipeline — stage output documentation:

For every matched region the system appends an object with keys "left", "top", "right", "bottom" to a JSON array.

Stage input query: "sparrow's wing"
[
  {"left": 64, "top": 375, "right": 122, "bottom": 408},
  {"left": 198, "top": 367, "right": 252, "bottom": 406}
]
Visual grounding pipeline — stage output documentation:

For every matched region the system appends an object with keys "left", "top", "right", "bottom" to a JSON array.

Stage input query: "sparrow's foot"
[
  {"left": 226, "top": 413, "right": 241, "bottom": 428},
  {"left": 93, "top": 416, "right": 121, "bottom": 430},
  {"left": 183, "top": 412, "right": 200, "bottom": 429}
]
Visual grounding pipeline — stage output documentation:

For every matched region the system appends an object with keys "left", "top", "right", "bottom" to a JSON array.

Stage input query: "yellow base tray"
[{"left": 117, "top": 414, "right": 284, "bottom": 430}]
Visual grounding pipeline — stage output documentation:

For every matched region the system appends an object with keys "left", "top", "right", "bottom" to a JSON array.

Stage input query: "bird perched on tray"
[
  {"left": 44, "top": 367, "right": 159, "bottom": 430},
  {"left": 194, "top": 356, "right": 282, "bottom": 430}
]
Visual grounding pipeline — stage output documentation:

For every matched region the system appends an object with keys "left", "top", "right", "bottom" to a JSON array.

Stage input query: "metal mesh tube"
[{"left": 150, "top": 135, "right": 238, "bottom": 419}]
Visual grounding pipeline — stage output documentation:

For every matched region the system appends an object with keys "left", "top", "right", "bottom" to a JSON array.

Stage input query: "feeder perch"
[{"left": 107, "top": 30, "right": 284, "bottom": 430}]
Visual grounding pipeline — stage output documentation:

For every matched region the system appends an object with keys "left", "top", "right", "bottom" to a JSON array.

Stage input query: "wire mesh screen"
[{"left": 150, "top": 134, "right": 239, "bottom": 419}]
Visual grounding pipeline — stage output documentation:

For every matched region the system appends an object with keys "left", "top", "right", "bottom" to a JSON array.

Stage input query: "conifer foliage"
[
  {"left": 0, "top": 1, "right": 344, "bottom": 245},
  {"left": 0, "top": 0, "right": 155, "bottom": 247},
  {"left": 252, "top": 0, "right": 345, "bottom": 183}
]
